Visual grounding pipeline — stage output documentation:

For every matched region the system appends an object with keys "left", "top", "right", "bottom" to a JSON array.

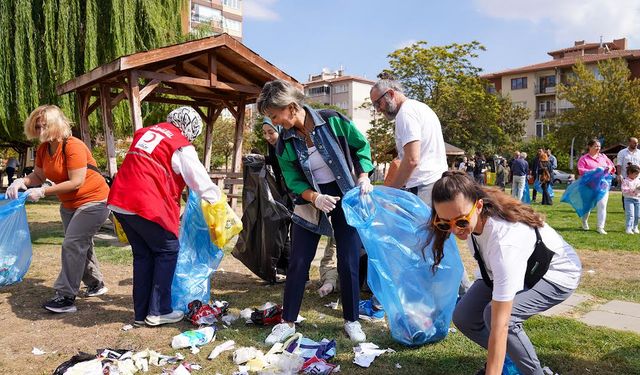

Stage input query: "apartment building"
[
  {"left": 182, "top": 0, "right": 243, "bottom": 40},
  {"left": 484, "top": 38, "right": 640, "bottom": 138},
  {"left": 303, "top": 69, "right": 375, "bottom": 134}
]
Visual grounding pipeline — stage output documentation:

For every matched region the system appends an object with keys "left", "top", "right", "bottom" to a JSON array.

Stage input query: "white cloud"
[
  {"left": 243, "top": 0, "right": 280, "bottom": 21},
  {"left": 473, "top": 0, "right": 640, "bottom": 44}
]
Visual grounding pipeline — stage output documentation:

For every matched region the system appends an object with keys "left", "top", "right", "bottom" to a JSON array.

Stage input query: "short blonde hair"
[{"left": 24, "top": 105, "right": 73, "bottom": 141}]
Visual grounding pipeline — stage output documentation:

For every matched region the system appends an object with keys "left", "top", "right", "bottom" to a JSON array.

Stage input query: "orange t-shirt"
[{"left": 36, "top": 137, "right": 109, "bottom": 209}]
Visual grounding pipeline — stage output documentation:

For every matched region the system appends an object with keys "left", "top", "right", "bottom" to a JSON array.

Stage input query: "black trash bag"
[
  {"left": 52, "top": 352, "right": 96, "bottom": 375},
  {"left": 232, "top": 154, "right": 291, "bottom": 283}
]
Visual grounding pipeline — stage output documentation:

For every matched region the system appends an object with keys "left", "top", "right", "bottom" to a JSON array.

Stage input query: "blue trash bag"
[
  {"left": 342, "top": 186, "right": 463, "bottom": 346},
  {"left": 533, "top": 178, "right": 555, "bottom": 198},
  {"left": 0, "top": 193, "right": 32, "bottom": 287},
  {"left": 561, "top": 167, "right": 613, "bottom": 218},
  {"left": 171, "top": 190, "right": 224, "bottom": 312},
  {"left": 521, "top": 182, "right": 531, "bottom": 204}
]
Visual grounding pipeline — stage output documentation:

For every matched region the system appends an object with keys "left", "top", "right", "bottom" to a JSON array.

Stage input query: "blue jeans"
[
  {"left": 283, "top": 181, "right": 361, "bottom": 322},
  {"left": 114, "top": 213, "right": 180, "bottom": 321},
  {"left": 623, "top": 197, "right": 640, "bottom": 230}
]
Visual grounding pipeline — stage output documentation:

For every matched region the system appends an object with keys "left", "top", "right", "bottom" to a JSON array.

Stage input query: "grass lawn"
[{"left": 11, "top": 194, "right": 640, "bottom": 375}]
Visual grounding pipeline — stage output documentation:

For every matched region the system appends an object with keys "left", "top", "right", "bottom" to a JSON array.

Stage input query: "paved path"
[{"left": 541, "top": 293, "right": 640, "bottom": 334}]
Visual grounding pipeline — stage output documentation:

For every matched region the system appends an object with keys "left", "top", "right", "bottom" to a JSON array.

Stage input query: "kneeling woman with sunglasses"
[{"left": 429, "top": 171, "right": 581, "bottom": 375}]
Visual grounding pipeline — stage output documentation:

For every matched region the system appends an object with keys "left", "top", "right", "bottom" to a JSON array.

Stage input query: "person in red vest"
[{"left": 108, "top": 107, "right": 222, "bottom": 327}]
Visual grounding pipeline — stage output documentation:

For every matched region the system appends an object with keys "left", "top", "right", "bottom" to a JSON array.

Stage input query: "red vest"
[{"left": 108, "top": 122, "right": 191, "bottom": 236}]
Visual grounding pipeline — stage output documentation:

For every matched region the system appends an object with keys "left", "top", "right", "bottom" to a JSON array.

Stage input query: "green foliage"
[
  {"left": 361, "top": 100, "right": 395, "bottom": 164},
  {"left": 384, "top": 41, "right": 529, "bottom": 155},
  {"left": 552, "top": 59, "right": 640, "bottom": 151},
  {"left": 0, "top": 0, "right": 188, "bottom": 146}
]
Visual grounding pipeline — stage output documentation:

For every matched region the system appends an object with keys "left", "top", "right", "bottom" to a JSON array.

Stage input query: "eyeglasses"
[
  {"left": 432, "top": 201, "right": 478, "bottom": 232},
  {"left": 372, "top": 90, "right": 390, "bottom": 110}
]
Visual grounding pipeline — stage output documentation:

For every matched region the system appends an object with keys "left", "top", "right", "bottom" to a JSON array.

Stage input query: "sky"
[{"left": 242, "top": 0, "right": 640, "bottom": 82}]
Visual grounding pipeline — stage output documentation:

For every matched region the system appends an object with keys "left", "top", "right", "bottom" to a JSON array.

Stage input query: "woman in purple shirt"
[{"left": 576, "top": 139, "right": 615, "bottom": 234}]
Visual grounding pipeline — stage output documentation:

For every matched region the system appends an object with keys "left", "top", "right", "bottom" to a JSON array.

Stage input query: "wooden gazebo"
[{"left": 56, "top": 33, "right": 300, "bottom": 177}]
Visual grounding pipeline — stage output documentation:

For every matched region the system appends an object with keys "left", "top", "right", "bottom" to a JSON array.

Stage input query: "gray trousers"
[
  {"left": 453, "top": 279, "right": 574, "bottom": 375},
  {"left": 319, "top": 236, "right": 338, "bottom": 289},
  {"left": 54, "top": 202, "right": 109, "bottom": 298}
]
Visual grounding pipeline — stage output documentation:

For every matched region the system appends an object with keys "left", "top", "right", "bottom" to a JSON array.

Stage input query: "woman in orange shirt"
[{"left": 7, "top": 105, "right": 110, "bottom": 313}]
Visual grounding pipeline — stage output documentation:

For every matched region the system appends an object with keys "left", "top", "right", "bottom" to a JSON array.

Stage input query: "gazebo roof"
[{"left": 57, "top": 33, "right": 300, "bottom": 107}]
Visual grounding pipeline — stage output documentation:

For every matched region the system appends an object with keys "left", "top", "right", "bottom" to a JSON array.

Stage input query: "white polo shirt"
[{"left": 394, "top": 99, "right": 448, "bottom": 188}]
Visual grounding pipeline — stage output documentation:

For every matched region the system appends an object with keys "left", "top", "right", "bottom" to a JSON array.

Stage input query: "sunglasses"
[{"left": 432, "top": 201, "right": 478, "bottom": 232}]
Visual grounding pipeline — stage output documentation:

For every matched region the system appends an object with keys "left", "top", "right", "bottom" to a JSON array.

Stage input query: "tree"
[
  {"left": 0, "top": 0, "right": 187, "bottom": 148},
  {"left": 383, "top": 41, "right": 529, "bottom": 155},
  {"left": 551, "top": 58, "right": 640, "bottom": 151}
]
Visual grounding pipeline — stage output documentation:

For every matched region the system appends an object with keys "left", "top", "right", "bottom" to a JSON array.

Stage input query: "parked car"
[{"left": 553, "top": 170, "right": 575, "bottom": 185}]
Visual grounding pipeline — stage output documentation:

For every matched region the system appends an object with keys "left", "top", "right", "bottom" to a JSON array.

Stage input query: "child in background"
[{"left": 621, "top": 164, "right": 640, "bottom": 234}]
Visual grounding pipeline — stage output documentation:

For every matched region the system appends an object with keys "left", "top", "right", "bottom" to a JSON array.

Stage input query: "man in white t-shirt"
[
  {"left": 369, "top": 76, "right": 471, "bottom": 301},
  {"left": 617, "top": 137, "right": 640, "bottom": 180},
  {"left": 370, "top": 78, "right": 448, "bottom": 205}
]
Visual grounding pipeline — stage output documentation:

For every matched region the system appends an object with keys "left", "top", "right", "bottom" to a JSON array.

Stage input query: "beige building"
[
  {"left": 303, "top": 69, "right": 376, "bottom": 134},
  {"left": 484, "top": 38, "right": 640, "bottom": 139},
  {"left": 182, "top": 0, "right": 243, "bottom": 40}
]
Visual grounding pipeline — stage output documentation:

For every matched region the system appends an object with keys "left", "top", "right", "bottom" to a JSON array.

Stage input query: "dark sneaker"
[
  {"left": 85, "top": 285, "right": 108, "bottom": 297},
  {"left": 43, "top": 296, "right": 77, "bottom": 313},
  {"left": 358, "top": 299, "right": 385, "bottom": 321}
]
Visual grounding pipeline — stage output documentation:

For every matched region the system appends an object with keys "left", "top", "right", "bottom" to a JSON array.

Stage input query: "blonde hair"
[{"left": 24, "top": 105, "right": 73, "bottom": 142}]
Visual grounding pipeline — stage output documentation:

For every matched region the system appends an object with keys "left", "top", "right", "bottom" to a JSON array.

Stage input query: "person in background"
[
  {"left": 458, "top": 156, "right": 468, "bottom": 173},
  {"left": 495, "top": 159, "right": 508, "bottom": 191},
  {"left": 616, "top": 137, "right": 640, "bottom": 210},
  {"left": 7, "top": 105, "right": 110, "bottom": 313},
  {"left": 538, "top": 152, "right": 553, "bottom": 205},
  {"left": 474, "top": 152, "right": 487, "bottom": 185},
  {"left": 621, "top": 164, "right": 640, "bottom": 234},
  {"left": 6, "top": 157, "right": 20, "bottom": 185},
  {"left": 546, "top": 149, "right": 557, "bottom": 185},
  {"left": 577, "top": 139, "right": 615, "bottom": 234},
  {"left": 510, "top": 152, "right": 528, "bottom": 201},
  {"left": 429, "top": 171, "right": 581, "bottom": 375},
  {"left": 530, "top": 149, "right": 543, "bottom": 202},
  {"left": 258, "top": 79, "right": 374, "bottom": 344},
  {"left": 262, "top": 117, "right": 292, "bottom": 278},
  {"left": 108, "top": 106, "right": 222, "bottom": 326}
]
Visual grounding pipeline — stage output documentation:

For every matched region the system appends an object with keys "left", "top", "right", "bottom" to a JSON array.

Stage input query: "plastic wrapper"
[
  {"left": 233, "top": 155, "right": 291, "bottom": 283},
  {"left": 0, "top": 193, "right": 32, "bottom": 287},
  {"left": 342, "top": 186, "right": 463, "bottom": 346},
  {"left": 202, "top": 192, "right": 243, "bottom": 248},
  {"left": 171, "top": 191, "right": 224, "bottom": 312},
  {"left": 533, "top": 179, "right": 555, "bottom": 198},
  {"left": 561, "top": 167, "right": 613, "bottom": 217}
]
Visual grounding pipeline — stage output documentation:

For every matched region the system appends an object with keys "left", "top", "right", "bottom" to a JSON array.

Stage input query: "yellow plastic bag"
[
  {"left": 201, "top": 193, "right": 243, "bottom": 248},
  {"left": 111, "top": 214, "right": 129, "bottom": 244}
]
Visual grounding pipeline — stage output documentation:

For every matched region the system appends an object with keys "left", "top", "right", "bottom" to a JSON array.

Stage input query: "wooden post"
[
  {"left": 208, "top": 51, "right": 217, "bottom": 86},
  {"left": 75, "top": 90, "right": 92, "bottom": 148},
  {"left": 128, "top": 70, "right": 144, "bottom": 131},
  {"left": 231, "top": 97, "right": 246, "bottom": 174},
  {"left": 229, "top": 98, "right": 246, "bottom": 209},
  {"left": 99, "top": 85, "right": 118, "bottom": 177},
  {"left": 204, "top": 106, "right": 222, "bottom": 171}
]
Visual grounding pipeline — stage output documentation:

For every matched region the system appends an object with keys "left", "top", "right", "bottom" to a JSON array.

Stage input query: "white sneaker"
[
  {"left": 84, "top": 285, "right": 108, "bottom": 297},
  {"left": 596, "top": 227, "right": 607, "bottom": 235},
  {"left": 634, "top": 227, "right": 640, "bottom": 234},
  {"left": 626, "top": 228, "right": 634, "bottom": 234},
  {"left": 344, "top": 320, "right": 366, "bottom": 342},
  {"left": 265, "top": 323, "right": 295, "bottom": 345},
  {"left": 582, "top": 221, "right": 589, "bottom": 231},
  {"left": 145, "top": 310, "right": 184, "bottom": 326}
]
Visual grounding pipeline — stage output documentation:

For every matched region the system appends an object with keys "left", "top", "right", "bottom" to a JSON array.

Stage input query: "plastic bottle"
[
  {"left": 171, "top": 327, "right": 216, "bottom": 349},
  {"left": 502, "top": 355, "right": 522, "bottom": 375}
]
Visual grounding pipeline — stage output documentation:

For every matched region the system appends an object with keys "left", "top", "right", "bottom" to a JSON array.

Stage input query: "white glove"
[
  {"left": 6, "top": 178, "right": 27, "bottom": 199},
  {"left": 357, "top": 176, "right": 373, "bottom": 195},
  {"left": 24, "top": 187, "right": 45, "bottom": 202},
  {"left": 314, "top": 194, "right": 340, "bottom": 213}
]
